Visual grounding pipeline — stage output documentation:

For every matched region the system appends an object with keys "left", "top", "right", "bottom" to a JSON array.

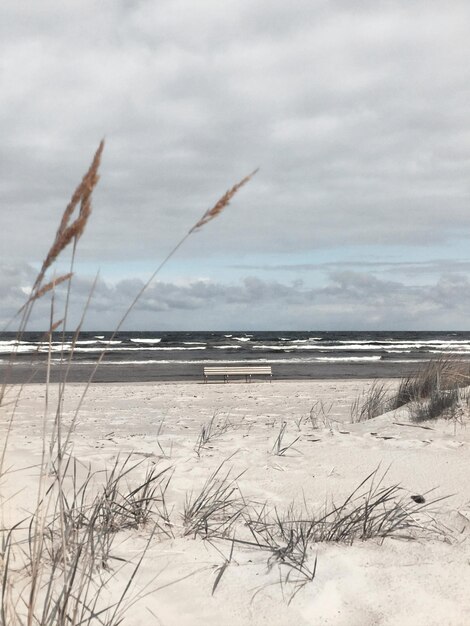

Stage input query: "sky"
[{"left": 2, "top": 0, "right": 470, "bottom": 330}]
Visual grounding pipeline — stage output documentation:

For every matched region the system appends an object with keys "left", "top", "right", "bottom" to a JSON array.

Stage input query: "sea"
[{"left": 1, "top": 330, "right": 470, "bottom": 383}]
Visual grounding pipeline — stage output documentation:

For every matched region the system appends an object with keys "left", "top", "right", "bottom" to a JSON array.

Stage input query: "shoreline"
[{"left": 0, "top": 360, "right": 420, "bottom": 384}]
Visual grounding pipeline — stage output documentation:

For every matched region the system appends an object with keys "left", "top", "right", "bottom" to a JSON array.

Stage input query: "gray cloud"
[
  {"left": 2, "top": 263, "right": 470, "bottom": 331},
  {"left": 2, "top": 0, "right": 470, "bottom": 266}
]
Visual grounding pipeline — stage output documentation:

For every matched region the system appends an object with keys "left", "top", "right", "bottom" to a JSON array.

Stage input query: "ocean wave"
[
  {"left": 338, "top": 339, "right": 470, "bottom": 347},
  {"left": 70, "top": 346, "right": 206, "bottom": 352},
  {"left": 73, "top": 340, "right": 100, "bottom": 345},
  {"left": 0, "top": 340, "right": 31, "bottom": 346},
  {"left": 385, "top": 349, "right": 412, "bottom": 353},
  {"left": 73, "top": 340, "right": 122, "bottom": 345},
  {"left": 254, "top": 342, "right": 470, "bottom": 352},
  {"left": 251, "top": 344, "right": 379, "bottom": 351},
  {"left": 428, "top": 349, "right": 470, "bottom": 354},
  {"left": 292, "top": 338, "right": 321, "bottom": 343},
  {"left": 4, "top": 339, "right": 470, "bottom": 357},
  {"left": 1, "top": 346, "right": 208, "bottom": 354},
  {"left": 46, "top": 357, "right": 338, "bottom": 365},
  {"left": 0, "top": 346, "right": 36, "bottom": 354},
  {"left": 315, "top": 356, "right": 382, "bottom": 362},
  {"left": 387, "top": 359, "right": 433, "bottom": 364},
  {"left": 130, "top": 338, "right": 161, "bottom": 344}
]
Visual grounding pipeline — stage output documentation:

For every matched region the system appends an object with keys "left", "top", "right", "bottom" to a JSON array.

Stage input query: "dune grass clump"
[
  {"left": 307, "top": 400, "right": 334, "bottom": 430},
  {"left": 408, "top": 388, "right": 464, "bottom": 423},
  {"left": 183, "top": 461, "right": 246, "bottom": 539},
  {"left": 351, "top": 358, "right": 470, "bottom": 423},
  {"left": 221, "top": 467, "right": 445, "bottom": 603},
  {"left": 350, "top": 381, "right": 392, "bottom": 423},
  {"left": 392, "top": 358, "right": 470, "bottom": 408},
  {"left": 51, "top": 455, "right": 173, "bottom": 542},
  {"left": 244, "top": 468, "right": 441, "bottom": 549},
  {"left": 392, "top": 358, "right": 470, "bottom": 422},
  {"left": 194, "top": 414, "right": 237, "bottom": 456},
  {"left": 1, "top": 454, "right": 167, "bottom": 626}
]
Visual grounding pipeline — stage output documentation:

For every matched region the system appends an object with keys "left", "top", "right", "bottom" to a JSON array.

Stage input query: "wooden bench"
[{"left": 203, "top": 366, "right": 272, "bottom": 383}]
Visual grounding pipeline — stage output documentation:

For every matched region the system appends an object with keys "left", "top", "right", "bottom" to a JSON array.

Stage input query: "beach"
[{"left": 2, "top": 378, "right": 470, "bottom": 625}]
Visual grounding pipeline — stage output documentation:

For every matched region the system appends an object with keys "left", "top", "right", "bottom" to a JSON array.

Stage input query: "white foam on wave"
[
  {"left": 338, "top": 339, "right": 470, "bottom": 347},
  {"left": 1, "top": 345, "right": 206, "bottom": 354},
  {"left": 254, "top": 342, "right": 470, "bottom": 352},
  {"left": 428, "top": 349, "right": 470, "bottom": 354},
  {"left": 130, "top": 338, "right": 161, "bottom": 344},
  {"left": 291, "top": 338, "right": 321, "bottom": 343},
  {"left": 252, "top": 344, "right": 384, "bottom": 351},
  {"left": 0, "top": 339, "right": 123, "bottom": 353},
  {"left": 233, "top": 337, "right": 251, "bottom": 342},
  {"left": 385, "top": 349, "right": 412, "bottom": 353},
  {"left": 214, "top": 345, "right": 241, "bottom": 349},
  {"left": 50, "top": 356, "right": 381, "bottom": 366},
  {"left": 11, "top": 345, "right": 207, "bottom": 354},
  {"left": 49, "top": 357, "right": 323, "bottom": 365},
  {"left": 74, "top": 340, "right": 122, "bottom": 345},
  {"left": 251, "top": 345, "right": 288, "bottom": 350},
  {"left": 315, "top": 356, "right": 382, "bottom": 362},
  {"left": 0, "top": 345, "right": 35, "bottom": 354},
  {"left": 387, "top": 359, "right": 432, "bottom": 364},
  {"left": 71, "top": 346, "right": 206, "bottom": 352}
]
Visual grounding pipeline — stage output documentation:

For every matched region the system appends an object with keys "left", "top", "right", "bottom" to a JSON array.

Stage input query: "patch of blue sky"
[{"left": 49, "top": 237, "right": 470, "bottom": 290}]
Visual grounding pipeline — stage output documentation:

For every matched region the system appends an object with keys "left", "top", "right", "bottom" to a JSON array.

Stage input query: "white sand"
[{"left": 2, "top": 379, "right": 470, "bottom": 625}]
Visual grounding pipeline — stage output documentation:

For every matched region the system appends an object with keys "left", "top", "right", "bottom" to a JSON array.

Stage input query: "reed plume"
[
  {"left": 38, "top": 319, "right": 64, "bottom": 343},
  {"left": 32, "top": 140, "right": 104, "bottom": 292},
  {"left": 190, "top": 168, "right": 258, "bottom": 233},
  {"left": 19, "top": 273, "right": 73, "bottom": 313}
]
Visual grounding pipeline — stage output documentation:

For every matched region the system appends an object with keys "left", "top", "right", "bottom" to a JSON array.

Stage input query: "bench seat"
[{"left": 203, "top": 366, "right": 272, "bottom": 383}]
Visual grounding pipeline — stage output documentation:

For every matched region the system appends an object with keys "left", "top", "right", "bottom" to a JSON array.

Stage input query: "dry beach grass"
[
  {"left": 1, "top": 145, "right": 470, "bottom": 625},
  {"left": 0, "top": 143, "right": 258, "bottom": 625}
]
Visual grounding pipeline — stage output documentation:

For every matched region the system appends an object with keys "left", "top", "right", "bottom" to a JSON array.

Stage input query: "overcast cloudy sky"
[{"left": 2, "top": 0, "right": 470, "bottom": 330}]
